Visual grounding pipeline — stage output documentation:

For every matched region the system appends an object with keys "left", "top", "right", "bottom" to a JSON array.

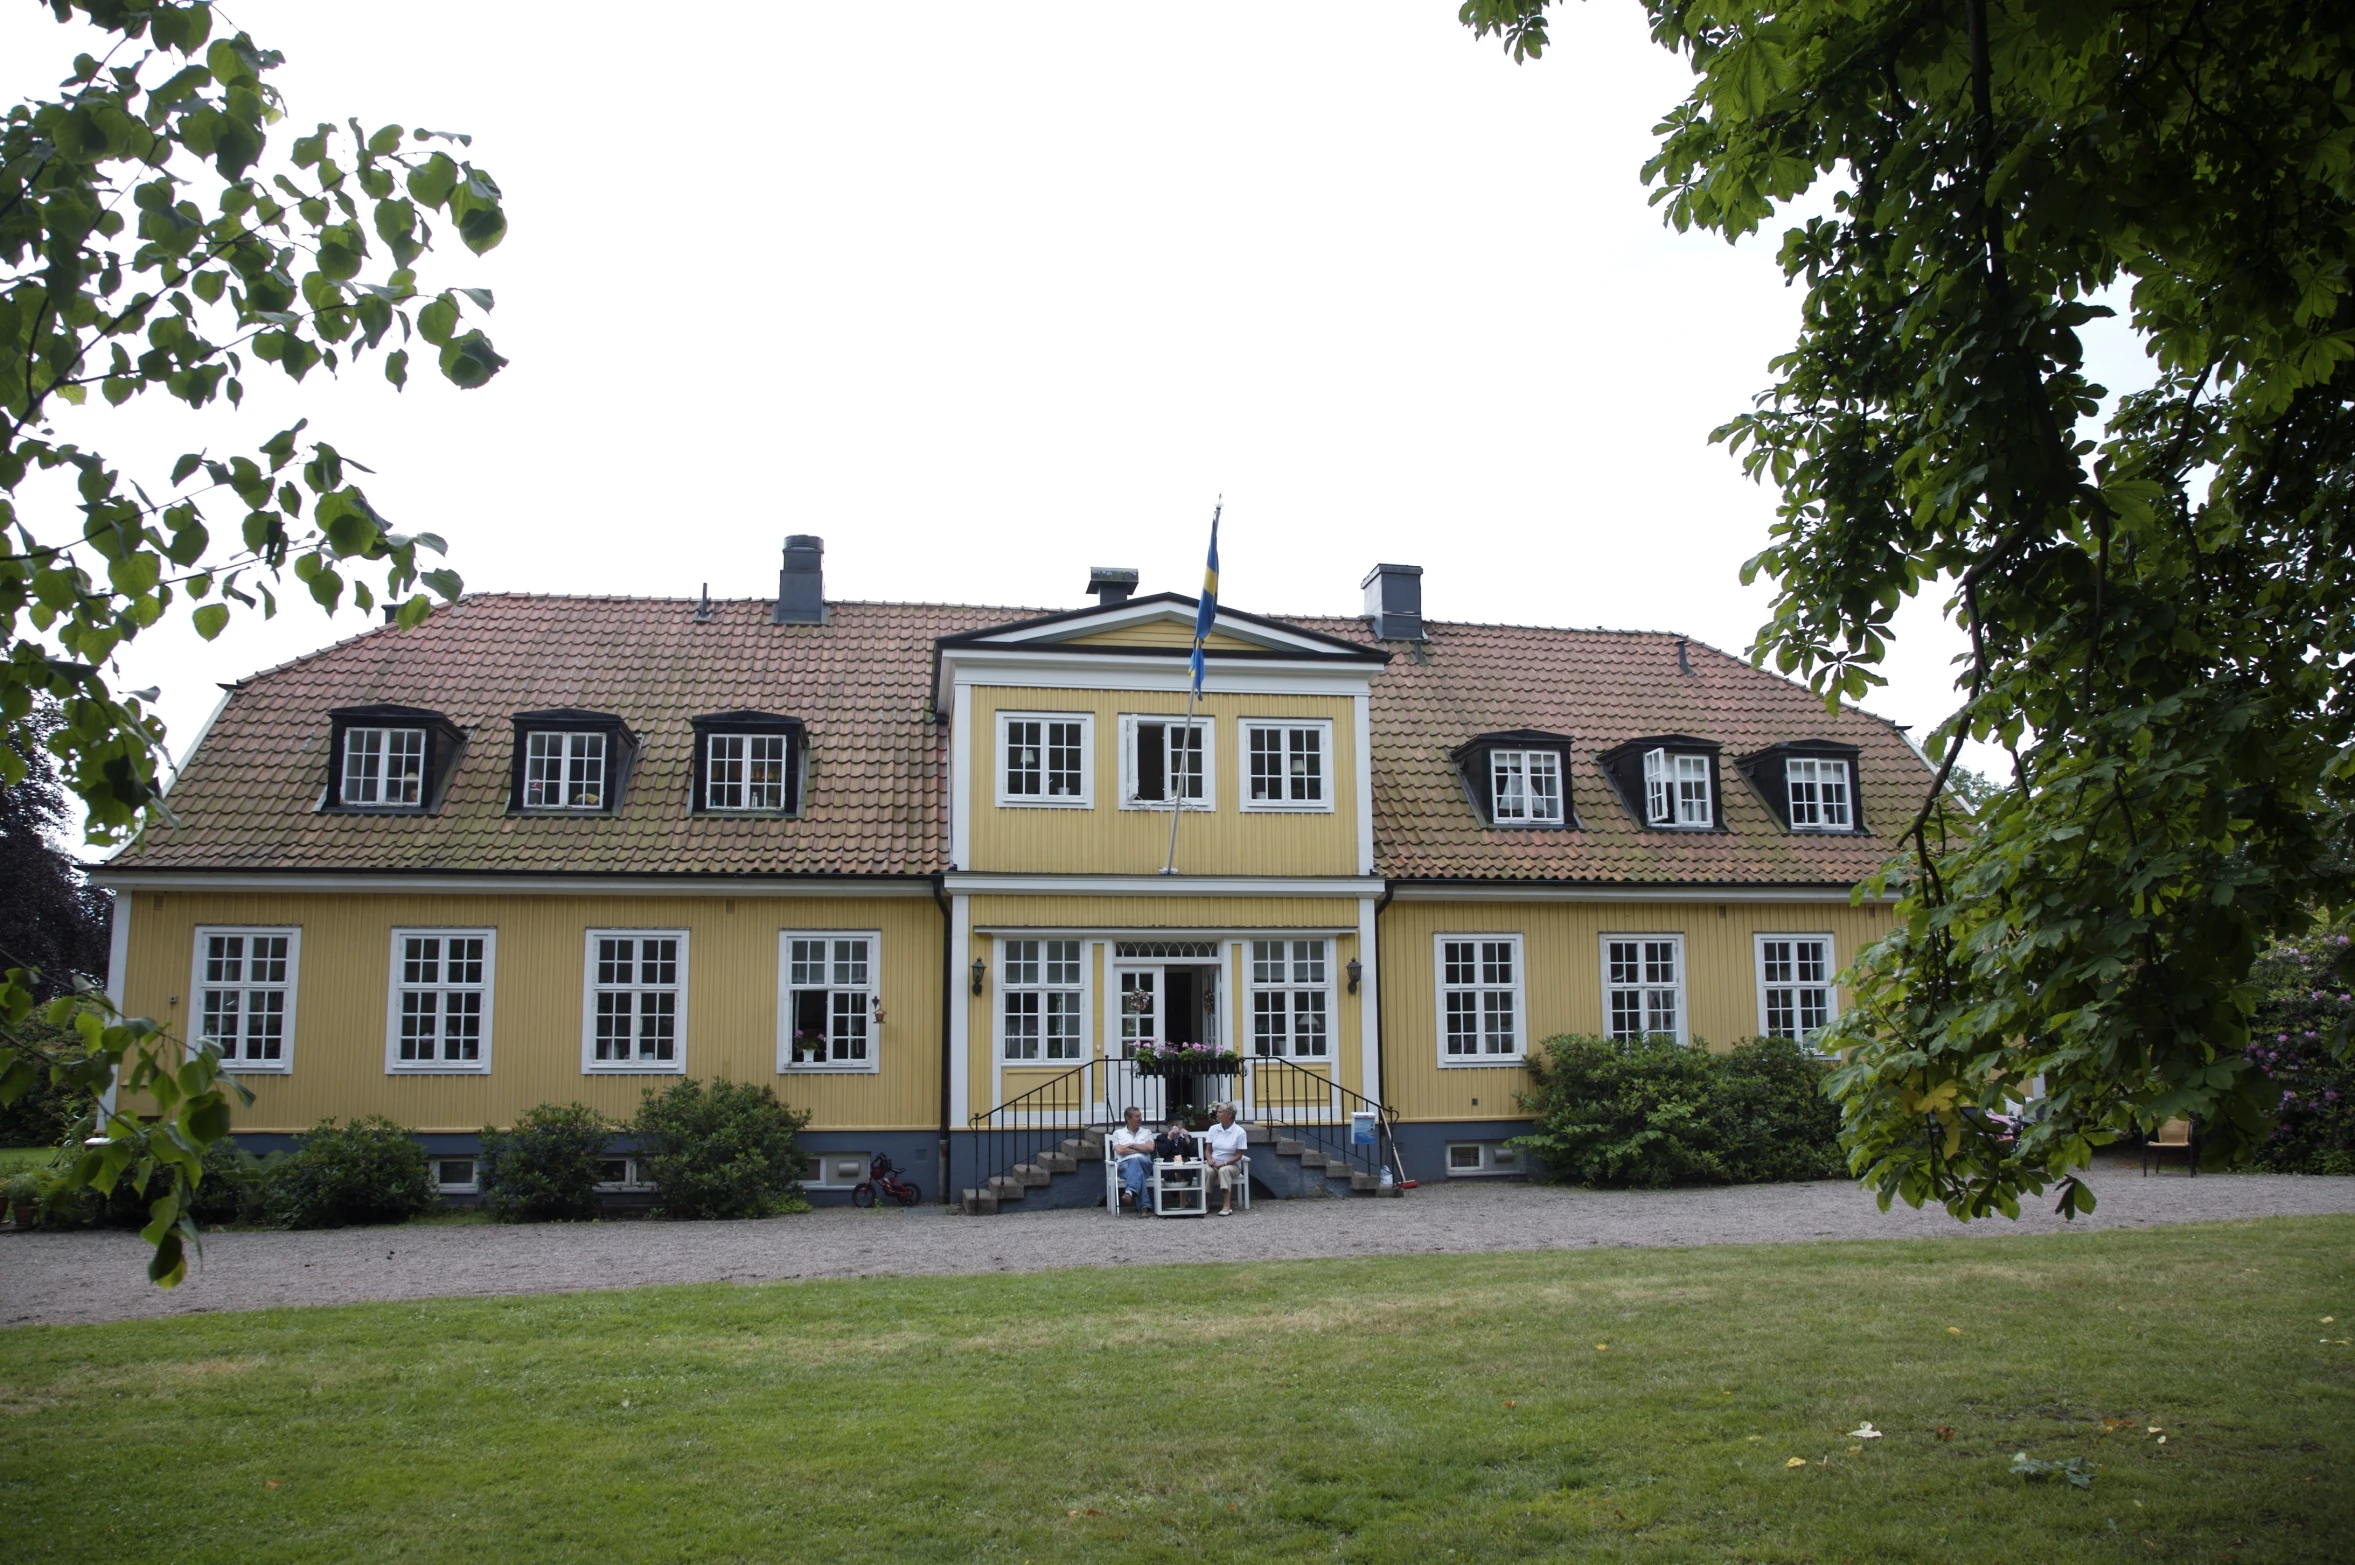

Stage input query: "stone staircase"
[{"left": 960, "top": 1122, "right": 1402, "bottom": 1214}]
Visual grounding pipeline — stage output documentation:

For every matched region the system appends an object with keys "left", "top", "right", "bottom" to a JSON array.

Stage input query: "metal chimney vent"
[
  {"left": 1087, "top": 567, "right": 1139, "bottom": 607},
  {"left": 1360, "top": 562, "right": 1426, "bottom": 642},
  {"left": 772, "top": 535, "right": 826, "bottom": 625}
]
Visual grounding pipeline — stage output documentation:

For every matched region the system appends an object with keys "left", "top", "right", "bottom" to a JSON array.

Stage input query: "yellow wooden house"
[{"left": 98, "top": 538, "right": 1922, "bottom": 1206}]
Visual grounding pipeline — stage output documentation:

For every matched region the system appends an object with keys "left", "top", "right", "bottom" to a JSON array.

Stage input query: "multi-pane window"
[
  {"left": 1439, "top": 936, "right": 1522, "bottom": 1061},
  {"left": 1001, "top": 714, "right": 1089, "bottom": 804},
  {"left": 585, "top": 932, "right": 685, "bottom": 1070},
  {"left": 1249, "top": 940, "right": 1330, "bottom": 1057},
  {"left": 341, "top": 726, "right": 425, "bottom": 807},
  {"left": 525, "top": 731, "right": 608, "bottom": 810},
  {"left": 1124, "top": 718, "right": 1210, "bottom": 808},
  {"left": 1490, "top": 749, "right": 1564, "bottom": 825},
  {"left": 389, "top": 930, "right": 492, "bottom": 1071},
  {"left": 1642, "top": 749, "right": 1712, "bottom": 826},
  {"left": 1758, "top": 935, "right": 1835, "bottom": 1043},
  {"left": 1605, "top": 936, "right": 1685, "bottom": 1042},
  {"left": 706, "top": 732, "right": 790, "bottom": 812},
  {"left": 1000, "top": 939, "right": 1084, "bottom": 1061},
  {"left": 782, "top": 933, "right": 879, "bottom": 1069},
  {"left": 1786, "top": 758, "right": 1852, "bottom": 831},
  {"left": 1244, "top": 722, "right": 1328, "bottom": 809},
  {"left": 194, "top": 928, "right": 299, "bottom": 1070}
]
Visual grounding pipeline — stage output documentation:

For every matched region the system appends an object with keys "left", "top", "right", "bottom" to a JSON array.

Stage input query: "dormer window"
[
  {"left": 1735, "top": 741, "right": 1865, "bottom": 835},
  {"left": 1599, "top": 736, "right": 1722, "bottom": 831},
  {"left": 691, "top": 712, "right": 805, "bottom": 817},
  {"left": 1491, "top": 750, "right": 1563, "bottom": 825},
  {"left": 1786, "top": 756, "right": 1852, "bottom": 830},
  {"left": 322, "top": 704, "right": 464, "bottom": 813},
  {"left": 1451, "top": 730, "right": 1577, "bottom": 829},
  {"left": 510, "top": 710, "right": 637, "bottom": 815},
  {"left": 1643, "top": 748, "right": 1712, "bottom": 827}
]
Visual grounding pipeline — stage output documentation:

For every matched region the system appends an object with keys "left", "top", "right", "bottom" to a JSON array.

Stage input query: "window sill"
[
  {"left": 386, "top": 1064, "right": 492, "bottom": 1076},
  {"left": 781, "top": 1061, "right": 882, "bottom": 1074},
  {"left": 1239, "top": 801, "right": 1335, "bottom": 814},
  {"left": 581, "top": 1062, "right": 687, "bottom": 1075},
  {"left": 216, "top": 1061, "right": 293, "bottom": 1075},
  {"left": 1487, "top": 819, "right": 1572, "bottom": 830},
  {"left": 995, "top": 797, "right": 1094, "bottom": 810},
  {"left": 1436, "top": 1054, "right": 1530, "bottom": 1069},
  {"left": 1118, "top": 799, "right": 1215, "bottom": 812}
]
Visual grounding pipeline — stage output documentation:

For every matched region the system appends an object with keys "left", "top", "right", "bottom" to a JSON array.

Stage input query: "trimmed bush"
[
  {"left": 479, "top": 1102, "right": 613, "bottom": 1222},
  {"left": 1512, "top": 1034, "right": 1846, "bottom": 1189},
  {"left": 632, "top": 1078, "right": 810, "bottom": 1220},
  {"left": 267, "top": 1116, "right": 436, "bottom": 1229},
  {"left": 25, "top": 1136, "right": 270, "bottom": 1229},
  {"left": 2244, "top": 926, "right": 2355, "bottom": 1175}
]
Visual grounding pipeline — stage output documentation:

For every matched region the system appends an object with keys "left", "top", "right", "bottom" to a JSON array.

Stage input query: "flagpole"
[{"left": 1162, "top": 497, "right": 1221, "bottom": 877}]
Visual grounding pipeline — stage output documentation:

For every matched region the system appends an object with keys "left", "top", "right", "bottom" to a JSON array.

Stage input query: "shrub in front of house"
[
  {"left": 631, "top": 1078, "right": 810, "bottom": 1220},
  {"left": 2244, "top": 927, "right": 2355, "bottom": 1175},
  {"left": 25, "top": 1136, "right": 270, "bottom": 1229},
  {"left": 479, "top": 1102, "right": 614, "bottom": 1222},
  {"left": 1511, "top": 1034, "right": 1846, "bottom": 1189},
  {"left": 265, "top": 1116, "right": 438, "bottom": 1229}
]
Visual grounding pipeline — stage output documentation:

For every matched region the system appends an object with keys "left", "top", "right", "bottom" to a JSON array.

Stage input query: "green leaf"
[
  {"left": 438, "top": 331, "right": 506, "bottom": 390},
  {"left": 384, "top": 349, "right": 408, "bottom": 388},
  {"left": 417, "top": 294, "right": 459, "bottom": 346},
  {"left": 191, "top": 604, "right": 229, "bottom": 640}
]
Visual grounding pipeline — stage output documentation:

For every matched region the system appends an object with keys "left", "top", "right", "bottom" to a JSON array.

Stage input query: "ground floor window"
[
  {"left": 1604, "top": 935, "right": 1685, "bottom": 1043},
  {"left": 1249, "top": 939, "right": 1330, "bottom": 1057},
  {"left": 387, "top": 928, "right": 493, "bottom": 1072},
  {"left": 1001, "top": 938, "right": 1084, "bottom": 1061},
  {"left": 1438, "top": 935, "right": 1524, "bottom": 1063},
  {"left": 781, "top": 932, "right": 881, "bottom": 1070},
  {"left": 192, "top": 926, "right": 300, "bottom": 1071},
  {"left": 584, "top": 930, "right": 687, "bottom": 1071},
  {"left": 1756, "top": 934, "right": 1835, "bottom": 1046}
]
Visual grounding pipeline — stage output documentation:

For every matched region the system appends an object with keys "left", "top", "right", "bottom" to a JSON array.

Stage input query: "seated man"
[
  {"left": 1203, "top": 1101, "right": 1249, "bottom": 1216},
  {"left": 1109, "top": 1107, "right": 1156, "bottom": 1213}
]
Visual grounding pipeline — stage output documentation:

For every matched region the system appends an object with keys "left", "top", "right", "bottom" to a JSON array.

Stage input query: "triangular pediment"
[{"left": 936, "top": 593, "right": 1387, "bottom": 662}]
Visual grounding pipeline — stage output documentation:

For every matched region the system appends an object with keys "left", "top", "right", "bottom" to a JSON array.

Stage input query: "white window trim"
[
  {"left": 1445, "top": 1141, "right": 1526, "bottom": 1177},
  {"left": 777, "top": 929, "right": 883, "bottom": 1074},
  {"left": 594, "top": 1154, "right": 655, "bottom": 1191},
  {"left": 995, "top": 710, "right": 1095, "bottom": 809},
  {"left": 431, "top": 1155, "right": 480, "bottom": 1194},
  {"left": 1433, "top": 932, "right": 1528, "bottom": 1067},
  {"left": 1238, "top": 718, "right": 1336, "bottom": 813},
  {"left": 1754, "top": 932, "right": 1839, "bottom": 1049},
  {"left": 189, "top": 925, "right": 301, "bottom": 1074},
  {"left": 1785, "top": 757, "right": 1854, "bottom": 832},
  {"left": 1489, "top": 747, "right": 1566, "bottom": 827},
  {"left": 1641, "top": 747, "right": 1714, "bottom": 829},
  {"left": 383, "top": 927, "right": 497, "bottom": 1075},
  {"left": 803, "top": 1150, "right": 875, "bottom": 1188},
  {"left": 997, "top": 935, "right": 1092, "bottom": 1064},
  {"left": 580, "top": 928, "right": 690, "bottom": 1074},
  {"left": 702, "top": 730, "right": 793, "bottom": 814},
  {"left": 340, "top": 725, "right": 427, "bottom": 808},
  {"left": 1117, "top": 713, "right": 1217, "bottom": 812},
  {"left": 1246, "top": 938, "right": 1335, "bottom": 1058},
  {"left": 522, "top": 729, "right": 612, "bottom": 813},
  {"left": 1601, "top": 932, "right": 1689, "bottom": 1045}
]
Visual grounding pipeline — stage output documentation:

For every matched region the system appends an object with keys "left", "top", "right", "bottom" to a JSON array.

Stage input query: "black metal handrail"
[
  {"left": 967, "top": 1062, "right": 1092, "bottom": 1199},
  {"left": 1247, "top": 1058, "right": 1400, "bottom": 1185}
]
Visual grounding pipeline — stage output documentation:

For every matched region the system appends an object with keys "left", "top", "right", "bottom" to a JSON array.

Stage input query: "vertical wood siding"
[
  {"left": 1376, "top": 896, "right": 1897, "bottom": 1122},
  {"left": 124, "top": 889, "right": 944, "bottom": 1133},
  {"left": 965, "top": 687, "right": 1360, "bottom": 877}
]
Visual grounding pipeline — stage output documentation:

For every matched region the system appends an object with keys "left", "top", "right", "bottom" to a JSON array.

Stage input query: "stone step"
[
  {"left": 961, "top": 1187, "right": 999, "bottom": 1215},
  {"left": 1011, "top": 1163, "right": 1052, "bottom": 1188},
  {"left": 1062, "top": 1138, "right": 1101, "bottom": 1162},
  {"left": 1344, "top": 1169, "right": 1380, "bottom": 1192},
  {"left": 1296, "top": 1150, "right": 1327, "bottom": 1169},
  {"left": 987, "top": 1174, "right": 1027, "bottom": 1201},
  {"left": 1245, "top": 1124, "right": 1275, "bottom": 1144},
  {"left": 1374, "top": 1182, "right": 1404, "bottom": 1198},
  {"left": 1036, "top": 1152, "right": 1077, "bottom": 1174},
  {"left": 1274, "top": 1139, "right": 1306, "bottom": 1158}
]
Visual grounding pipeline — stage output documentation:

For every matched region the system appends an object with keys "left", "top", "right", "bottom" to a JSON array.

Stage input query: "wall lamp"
[
  {"left": 1346, "top": 957, "right": 1363, "bottom": 995},
  {"left": 970, "top": 958, "right": 987, "bottom": 996}
]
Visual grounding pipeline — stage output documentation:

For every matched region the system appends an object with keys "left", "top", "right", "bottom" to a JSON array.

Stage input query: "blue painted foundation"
[{"left": 1389, "top": 1119, "right": 1543, "bottom": 1184}]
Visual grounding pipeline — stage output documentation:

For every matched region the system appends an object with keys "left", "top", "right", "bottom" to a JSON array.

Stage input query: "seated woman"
[{"left": 1202, "top": 1102, "right": 1249, "bottom": 1215}]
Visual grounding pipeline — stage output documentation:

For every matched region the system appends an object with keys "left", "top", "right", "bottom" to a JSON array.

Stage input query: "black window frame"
[
  {"left": 1596, "top": 734, "right": 1727, "bottom": 832},
  {"left": 1450, "top": 730, "right": 1579, "bottom": 830},
  {"left": 321, "top": 704, "right": 466, "bottom": 815},
  {"left": 509, "top": 708, "right": 638, "bottom": 816},
  {"left": 689, "top": 711, "right": 806, "bottom": 818},
  {"left": 1734, "top": 740, "right": 1868, "bottom": 835}
]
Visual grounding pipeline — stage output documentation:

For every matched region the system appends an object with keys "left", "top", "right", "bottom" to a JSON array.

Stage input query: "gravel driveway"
[{"left": 6, "top": 1167, "right": 2351, "bottom": 1329}]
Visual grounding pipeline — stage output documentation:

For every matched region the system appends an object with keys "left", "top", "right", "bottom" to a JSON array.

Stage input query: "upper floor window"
[
  {"left": 781, "top": 932, "right": 880, "bottom": 1071},
  {"left": 512, "top": 709, "right": 636, "bottom": 816},
  {"left": 1785, "top": 757, "right": 1852, "bottom": 831},
  {"left": 1121, "top": 716, "right": 1211, "bottom": 810},
  {"left": 192, "top": 926, "right": 300, "bottom": 1073},
  {"left": 1001, "top": 938, "right": 1084, "bottom": 1062},
  {"left": 999, "top": 712, "right": 1091, "bottom": 806},
  {"left": 692, "top": 711, "right": 804, "bottom": 817},
  {"left": 1249, "top": 939, "right": 1330, "bottom": 1057},
  {"left": 324, "top": 703, "right": 462, "bottom": 813},
  {"left": 1243, "top": 720, "right": 1331, "bottom": 811},
  {"left": 1491, "top": 749, "right": 1564, "bottom": 825},
  {"left": 527, "top": 731, "right": 606, "bottom": 809},
  {"left": 1643, "top": 748, "right": 1713, "bottom": 827}
]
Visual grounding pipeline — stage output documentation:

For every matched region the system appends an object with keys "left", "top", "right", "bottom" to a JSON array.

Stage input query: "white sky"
[{"left": 9, "top": 0, "right": 2139, "bottom": 836}]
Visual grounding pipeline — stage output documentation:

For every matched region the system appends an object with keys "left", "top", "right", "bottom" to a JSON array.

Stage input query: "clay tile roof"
[
  {"left": 1287, "top": 616, "right": 1931, "bottom": 886},
  {"left": 112, "top": 596, "right": 1931, "bottom": 886}
]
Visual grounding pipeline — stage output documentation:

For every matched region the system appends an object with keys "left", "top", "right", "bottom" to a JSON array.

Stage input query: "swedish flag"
[{"left": 1190, "top": 502, "right": 1220, "bottom": 694}]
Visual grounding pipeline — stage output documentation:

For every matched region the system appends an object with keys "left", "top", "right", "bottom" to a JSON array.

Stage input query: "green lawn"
[
  {"left": 2, "top": 1219, "right": 2349, "bottom": 1563},
  {"left": 0, "top": 1145, "right": 57, "bottom": 1175}
]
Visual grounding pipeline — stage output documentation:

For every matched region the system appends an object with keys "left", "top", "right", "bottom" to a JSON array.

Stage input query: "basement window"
[
  {"left": 1445, "top": 1143, "right": 1524, "bottom": 1177},
  {"left": 802, "top": 1153, "right": 873, "bottom": 1189},
  {"left": 431, "top": 1157, "right": 479, "bottom": 1194},
  {"left": 595, "top": 1156, "right": 654, "bottom": 1191}
]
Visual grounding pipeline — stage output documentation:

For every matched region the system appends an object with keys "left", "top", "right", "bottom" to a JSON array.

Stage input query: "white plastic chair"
[{"left": 1104, "top": 1127, "right": 1156, "bottom": 1213}]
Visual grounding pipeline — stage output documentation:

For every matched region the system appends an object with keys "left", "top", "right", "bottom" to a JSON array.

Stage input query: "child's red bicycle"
[{"left": 851, "top": 1152, "right": 922, "bottom": 1208}]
